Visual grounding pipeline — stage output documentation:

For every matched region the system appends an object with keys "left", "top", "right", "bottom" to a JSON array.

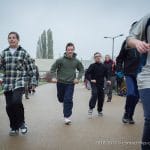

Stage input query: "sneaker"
[
  {"left": 64, "top": 118, "right": 71, "bottom": 125},
  {"left": 88, "top": 109, "right": 93, "bottom": 118},
  {"left": 9, "top": 129, "right": 19, "bottom": 136},
  {"left": 122, "top": 113, "right": 129, "bottom": 123},
  {"left": 122, "top": 118, "right": 129, "bottom": 123},
  {"left": 98, "top": 111, "right": 103, "bottom": 116},
  {"left": 107, "top": 98, "right": 111, "bottom": 102},
  {"left": 25, "top": 96, "right": 29, "bottom": 99},
  {"left": 20, "top": 124, "right": 28, "bottom": 134},
  {"left": 32, "top": 89, "right": 35, "bottom": 94},
  {"left": 128, "top": 118, "right": 135, "bottom": 124}
]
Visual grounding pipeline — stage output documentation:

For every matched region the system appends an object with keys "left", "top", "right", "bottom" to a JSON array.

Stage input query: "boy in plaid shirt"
[{"left": 0, "top": 32, "right": 37, "bottom": 136}]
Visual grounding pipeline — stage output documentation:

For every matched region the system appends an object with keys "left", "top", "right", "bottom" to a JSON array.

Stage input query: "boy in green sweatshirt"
[{"left": 50, "top": 42, "right": 84, "bottom": 125}]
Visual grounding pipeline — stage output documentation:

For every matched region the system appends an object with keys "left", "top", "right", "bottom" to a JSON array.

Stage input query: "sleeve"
[
  {"left": 50, "top": 59, "right": 61, "bottom": 78},
  {"left": 127, "top": 14, "right": 150, "bottom": 41},
  {"left": 0, "top": 51, "right": 5, "bottom": 70},
  {"left": 36, "top": 66, "right": 40, "bottom": 80},
  {"left": 116, "top": 41, "right": 126, "bottom": 72},
  {"left": 85, "top": 64, "right": 93, "bottom": 81},
  {"left": 76, "top": 60, "right": 84, "bottom": 80},
  {"left": 24, "top": 52, "right": 37, "bottom": 86}
]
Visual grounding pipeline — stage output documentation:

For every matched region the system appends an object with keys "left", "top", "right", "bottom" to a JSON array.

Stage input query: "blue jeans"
[
  {"left": 125, "top": 76, "right": 139, "bottom": 97},
  {"left": 124, "top": 76, "right": 139, "bottom": 118},
  {"left": 139, "top": 88, "right": 150, "bottom": 150},
  {"left": 57, "top": 82, "right": 74, "bottom": 118}
]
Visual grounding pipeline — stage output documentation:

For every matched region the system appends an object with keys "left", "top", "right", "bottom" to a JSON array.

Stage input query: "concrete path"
[{"left": 0, "top": 84, "right": 143, "bottom": 150}]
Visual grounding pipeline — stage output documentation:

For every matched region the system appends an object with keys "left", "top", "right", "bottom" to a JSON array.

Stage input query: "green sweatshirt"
[{"left": 50, "top": 53, "right": 84, "bottom": 84}]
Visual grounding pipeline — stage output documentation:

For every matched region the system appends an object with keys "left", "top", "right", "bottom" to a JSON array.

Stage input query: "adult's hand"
[
  {"left": 0, "top": 80, "right": 3, "bottom": 85},
  {"left": 51, "top": 78, "right": 57, "bottom": 83},
  {"left": 107, "top": 80, "right": 111, "bottom": 85},
  {"left": 91, "top": 80, "right": 96, "bottom": 83},
  {"left": 135, "top": 40, "right": 150, "bottom": 53},
  {"left": 74, "top": 79, "right": 79, "bottom": 84},
  {"left": 128, "top": 39, "right": 150, "bottom": 53},
  {"left": 31, "top": 85, "right": 36, "bottom": 91}
]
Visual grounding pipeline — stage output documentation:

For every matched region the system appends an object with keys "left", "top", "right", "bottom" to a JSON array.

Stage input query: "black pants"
[
  {"left": 89, "top": 83, "right": 104, "bottom": 112},
  {"left": 4, "top": 88, "right": 25, "bottom": 130},
  {"left": 125, "top": 95, "right": 138, "bottom": 118}
]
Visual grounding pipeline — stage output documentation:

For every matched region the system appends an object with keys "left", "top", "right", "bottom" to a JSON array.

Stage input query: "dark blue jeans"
[
  {"left": 140, "top": 88, "right": 150, "bottom": 150},
  {"left": 57, "top": 82, "right": 74, "bottom": 118},
  {"left": 124, "top": 76, "right": 139, "bottom": 118}
]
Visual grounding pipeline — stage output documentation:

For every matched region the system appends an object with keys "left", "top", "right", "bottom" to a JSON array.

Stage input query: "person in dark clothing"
[
  {"left": 84, "top": 69, "right": 91, "bottom": 90},
  {"left": 127, "top": 14, "right": 150, "bottom": 150},
  {"left": 116, "top": 38, "right": 140, "bottom": 124},
  {"left": 104, "top": 55, "right": 116, "bottom": 102},
  {"left": 86, "top": 52, "right": 111, "bottom": 118}
]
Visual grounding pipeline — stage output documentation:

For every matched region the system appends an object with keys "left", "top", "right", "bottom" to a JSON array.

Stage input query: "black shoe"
[
  {"left": 107, "top": 98, "right": 111, "bottom": 102},
  {"left": 32, "top": 90, "right": 35, "bottom": 94},
  {"left": 98, "top": 111, "right": 103, "bottom": 116},
  {"left": 25, "top": 96, "right": 29, "bottom": 99},
  {"left": 128, "top": 118, "right": 135, "bottom": 124}
]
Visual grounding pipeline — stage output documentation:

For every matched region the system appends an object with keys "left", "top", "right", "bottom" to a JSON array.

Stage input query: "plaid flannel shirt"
[{"left": 0, "top": 46, "right": 37, "bottom": 92}]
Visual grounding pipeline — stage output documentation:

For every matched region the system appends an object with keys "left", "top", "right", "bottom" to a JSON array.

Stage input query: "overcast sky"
[{"left": 0, "top": 0, "right": 150, "bottom": 60}]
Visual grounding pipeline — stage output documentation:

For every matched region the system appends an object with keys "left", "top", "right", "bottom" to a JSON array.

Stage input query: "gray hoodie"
[{"left": 127, "top": 13, "right": 150, "bottom": 89}]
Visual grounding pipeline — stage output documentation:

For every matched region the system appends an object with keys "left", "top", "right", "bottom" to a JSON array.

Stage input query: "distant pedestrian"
[
  {"left": 104, "top": 55, "right": 116, "bottom": 102},
  {"left": 86, "top": 52, "right": 111, "bottom": 118}
]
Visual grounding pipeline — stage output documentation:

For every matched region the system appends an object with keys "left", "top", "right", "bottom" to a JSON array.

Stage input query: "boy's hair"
[
  {"left": 94, "top": 52, "right": 101, "bottom": 57},
  {"left": 66, "top": 42, "right": 75, "bottom": 50},
  {"left": 8, "top": 32, "right": 20, "bottom": 40},
  {"left": 105, "top": 54, "right": 111, "bottom": 59}
]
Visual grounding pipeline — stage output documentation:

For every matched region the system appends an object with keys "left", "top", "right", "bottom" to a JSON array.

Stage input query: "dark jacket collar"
[
  {"left": 64, "top": 52, "right": 77, "bottom": 59},
  {"left": 5, "top": 46, "right": 22, "bottom": 51}
]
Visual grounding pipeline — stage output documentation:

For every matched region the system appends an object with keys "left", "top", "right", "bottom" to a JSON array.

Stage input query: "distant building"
[{"left": 35, "top": 59, "right": 93, "bottom": 73}]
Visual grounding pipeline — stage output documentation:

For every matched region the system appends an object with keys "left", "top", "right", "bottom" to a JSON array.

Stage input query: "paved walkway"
[{"left": 0, "top": 84, "right": 143, "bottom": 150}]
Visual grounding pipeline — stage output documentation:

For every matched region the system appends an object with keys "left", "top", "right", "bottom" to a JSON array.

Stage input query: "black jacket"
[
  {"left": 104, "top": 60, "right": 116, "bottom": 76},
  {"left": 116, "top": 40, "right": 140, "bottom": 76},
  {"left": 85, "top": 62, "right": 109, "bottom": 86}
]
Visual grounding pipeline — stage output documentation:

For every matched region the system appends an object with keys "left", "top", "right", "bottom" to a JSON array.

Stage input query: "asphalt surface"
[{"left": 0, "top": 83, "right": 143, "bottom": 150}]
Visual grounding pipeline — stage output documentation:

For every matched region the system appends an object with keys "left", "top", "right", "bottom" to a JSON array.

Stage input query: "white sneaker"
[
  {"left": 20, "top": 123, "right": 28, "bottom": 134},
  {"left": 9, "top": 129, "right": 19, "bottom": 136},
  {"left": 61, "top": 103, "right": 64, "bottom": 108},
  {"left": 98, "top": 111, "right": 103, "bottom": 116},
  {"left": 88, "top": 109, "right": 93, "bottom": 118},
  {"left": 64, "top": 118, "right": 71, "bottom": 125}
]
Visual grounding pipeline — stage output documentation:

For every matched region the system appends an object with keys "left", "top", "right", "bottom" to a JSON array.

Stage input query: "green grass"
[
  {"left": 38, "top": 81, "right": 48, "bottom": 86},
  {"left": 0, "top": 86, "right": 3, "bottom": 95}
]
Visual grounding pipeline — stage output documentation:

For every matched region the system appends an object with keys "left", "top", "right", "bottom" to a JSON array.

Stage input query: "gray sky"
[{"left": 0, "top": 0, "right": 150, "bottom": 60}]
